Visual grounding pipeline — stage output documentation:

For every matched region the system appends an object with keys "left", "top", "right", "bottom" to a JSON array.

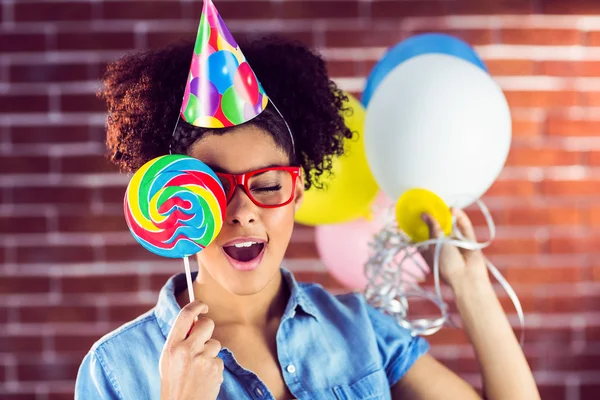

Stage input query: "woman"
[{"left": 75, "top": 35, "right": 539, "bottom": 399}]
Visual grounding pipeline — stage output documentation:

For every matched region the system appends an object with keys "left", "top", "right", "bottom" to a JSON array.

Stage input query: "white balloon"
[{"left": 364, "top": 53, "right": 511, "bottom": 208}]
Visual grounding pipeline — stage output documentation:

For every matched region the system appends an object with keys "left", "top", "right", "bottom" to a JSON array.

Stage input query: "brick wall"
[{"left": 2, "top": 0, "right": 600, "bottom": 399}]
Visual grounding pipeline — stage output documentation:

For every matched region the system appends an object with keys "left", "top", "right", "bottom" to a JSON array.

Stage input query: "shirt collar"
[{"left": 154, "top": 268, "right": 320, "bottom": 339}]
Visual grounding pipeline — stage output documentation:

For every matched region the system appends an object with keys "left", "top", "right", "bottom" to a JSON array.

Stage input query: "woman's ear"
[{"left": 293, "top": 170, "right": 305, "bottom": 213}]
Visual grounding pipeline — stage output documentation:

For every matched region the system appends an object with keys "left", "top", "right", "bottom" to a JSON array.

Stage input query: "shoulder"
[{"left": 76, "top": 309, "right": 164, "bottom": 400}]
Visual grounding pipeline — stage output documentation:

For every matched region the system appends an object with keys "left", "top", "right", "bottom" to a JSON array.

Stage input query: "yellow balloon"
[
  {"left": 295, "top": 93, "right": 378, "bottom": 226},
  {"left": 395, "top": 188, "right": 452, "bottom": 243}
]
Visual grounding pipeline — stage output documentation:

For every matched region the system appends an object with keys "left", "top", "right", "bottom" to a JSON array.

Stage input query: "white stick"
[{"left": 183, "top": 256, "right": 195, "bottom": 302}]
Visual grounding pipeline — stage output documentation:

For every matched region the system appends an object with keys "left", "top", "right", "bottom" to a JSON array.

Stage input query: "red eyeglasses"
[{"left": 215, "top": 166, "right": 301, "bottom": 208}]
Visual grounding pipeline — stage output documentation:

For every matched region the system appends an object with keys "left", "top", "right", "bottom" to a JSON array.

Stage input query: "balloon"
[
  {"left": 315, "top": 194, "right": 429, "bottom": 290},
  {"left": 189, "top": 78, "right": 220, "bottom": 116},
  {"left": 294, "top": 93, "right": 378, "bottom": 226},
  {"left": 221, "top": 86, "right": 246, "bottom": 125},
  {"left": 364, "top": 54, "right": 511, "bottom": 209},
  {"left": 206, "top": 50, "right": 239, "bottom": 94},
  {"left": 362, "top": 33, "right": 487, "bottom": 107},
  {"left": 234, "top": 62, "right": 260, "bottom": 105}
]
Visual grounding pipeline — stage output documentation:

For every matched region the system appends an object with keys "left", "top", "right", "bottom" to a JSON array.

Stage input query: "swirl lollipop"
[{"left": 124, "top": 154, "right": 226, "bottom": 258}]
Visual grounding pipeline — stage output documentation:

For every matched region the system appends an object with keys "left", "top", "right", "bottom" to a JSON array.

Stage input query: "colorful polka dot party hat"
[{"left": 180, "top": 0, "right": 269, "bottom": 128}]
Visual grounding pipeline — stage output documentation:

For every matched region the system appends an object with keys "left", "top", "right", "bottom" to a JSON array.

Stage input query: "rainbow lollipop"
[{"left": 124, "top": 154, "right": 226, "bottom": 258}]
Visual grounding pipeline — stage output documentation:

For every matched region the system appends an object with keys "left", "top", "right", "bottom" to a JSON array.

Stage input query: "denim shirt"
[{"left": 75, "top": 269, "right": 429, "bottom": 399}]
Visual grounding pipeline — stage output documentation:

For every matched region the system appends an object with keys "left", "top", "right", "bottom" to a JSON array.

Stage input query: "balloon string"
[
  {"left": 364, "top": 199, "right": 525, "bottom": 346},
  {"left": 183, "top": 255, "right": 195, "bottom": 303}
]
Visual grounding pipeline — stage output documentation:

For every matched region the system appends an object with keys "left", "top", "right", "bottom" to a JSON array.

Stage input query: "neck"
[{"left": 190, "top": 268, "right": 290, "bottom": 327}]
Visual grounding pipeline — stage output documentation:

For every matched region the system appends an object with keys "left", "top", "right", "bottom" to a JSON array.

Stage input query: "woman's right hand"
[{"left": 159, "top": 300, "right": 224, "bottom": 400}]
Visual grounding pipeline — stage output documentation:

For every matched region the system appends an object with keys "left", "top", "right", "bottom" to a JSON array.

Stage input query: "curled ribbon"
[{"left": 364, "top": 199, "right": 525, "bottom": 345}]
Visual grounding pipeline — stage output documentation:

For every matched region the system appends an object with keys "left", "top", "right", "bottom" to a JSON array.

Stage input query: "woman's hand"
[
  {"left": 159, "top": 300, "right": 224, "bottom": 400},
  {"left": 420, "top": 208, "right": 491, "bottom": 292}
]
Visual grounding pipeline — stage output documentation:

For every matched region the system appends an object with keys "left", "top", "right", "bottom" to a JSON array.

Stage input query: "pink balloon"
[{"left": 315, "top": 193, "right": 429, "bottom": 290}]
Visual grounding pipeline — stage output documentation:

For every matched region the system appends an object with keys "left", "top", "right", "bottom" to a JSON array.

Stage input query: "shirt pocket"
[{"left": 332, "top": 369, "right": 391, "bottom": 400}]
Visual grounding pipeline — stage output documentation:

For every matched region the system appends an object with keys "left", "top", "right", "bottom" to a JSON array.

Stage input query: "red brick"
[
  {"left": 14, "top": 2, "right": 93, "bottom": 21},
  {"left": 285, "top": 242, "right": 319, "bottom": 259},
  {"left": 485, "top": 179, "right": 536, "bottom": 197},
  {"left": 586, "top": 31, "right": 600, "bottom": 46},
  {"left": 501, "top": 28, "right": 582, "bottom": 45},
  {"left": 187, "top": 1, "right": 277, "bottom": 20},
  {"left": 504, "top": 90, "right": 580, "bottom": 108},
  {"left": 538, "top": 60, "right": 600, "bottom": 77},
  {"left": 0, "top": 276, "right": 51, "bottom": 294},
  {"left": 504, "top": 266, "right": 584, "bottom": 284},
  {"left": 60, "top": 274, "right": 139, "bottom": 294},
  {"left": 0, "top": 155, "right": 50, "bottom": 174},
  {"left": 581, "top": 92, "right": 600, "bottom": 107},
  {"left": 371, "top": 1, "right": 450, "bottom": 18},
  {"left": 16, "top": 245, "right": 95, "bottom": 264},
  {"left": 534, "top": 293, "right": 600, "bottom": 313},
  {"left": 12, "top": 186, "right": 94, "bottom": 205},
  {"left": 0, "top": 306, "right": 8, "bottom": 323},
  {"left": 60, "top": 94, "right": 105, "bottom": 113},
  {"left": 0, "top": 216, "right": 47, "bottom": 234},
  {"left": 504, "top": 206, "right": 583, "bottom": 225},
  {"left": 453, "top": 0, "right": 534, "bottom": 14},
  {"left": 408, "top": 29, "right": 493, "bottom": 46},
  {"left": 523, "top": 327, "right": 573, "bottom": 343},
  {"left": 1, "top": 392, "right": 38, "bottom": 400},
  {"left": 486, "top": 59, "right": 535, "bottom": 76},
  {"left": 150, "top": 272, "right": 176, "bottom": 291},
  {"left": 325, "top": 27, "right": 405, "bottom": 48},
  {"left": 281, "top": 1, "right": 360, "bottom": 19},
  {"left": 17, "top": 360, "right": 80, "bottom": 381},
  {"left": 10, "top": 125, "right": 93, "bottom": 143},
  {"left": 0, "top": 33, "right": 46, "bottom": 52},
  {"left": 512, "top": 116, "right": 543, "bottom": 138},
  {"left": 506, "top": 147, "right": 582, "bottom": 167},
  {"left": 588, "top": 206, "right": 600, "bottom": 226},
  {"left": 57, "top": 214, "right": 126, "bottom": 233},
  {"left": 48, "top": 391, "right": 76, "bottom": 400},
  {"left": 538, "top": 385, "right": 566, "bottom": 400},
  {"left": 0, "top": 334, "right": 44, "bottom": 353},
  {"left": 102, "top": 1, "right": 184, "bottom": 19},
  {"left": 541, "top": 0, "right": 600, "bottom": 14},
  {"left": 54, "top": 333, "right": 97, "bottom": 354},
  {"left": 233, "top": 30, "right": 314, "bottom": 47},
  {"left": 10, "top": 63, "right": 92, "bottom": 83},
  {"left": 104, "top": 244, "right": 163, "bottom": 262},
  {"left": 59, "top": 155, "right": 118, "bottom": 174},
  {"left": 56, "top": 31, "right": 135, "bottom": 51},
  {"left": 534, "top": 354, "right": 600, "bottom": 371},
  {"left": 0, "top": 94, "right": 48, "bottom": 113},
  {"left": 19, "top": 305, "right": 97, "bottom": 323},
  {"left": 486, "top": 237, "right": 541, "bottom": 256},
  {"left": 327, "top": 60, "right": 363, "bottom": 77},
  {"left": 107, "top": 304, "right": 152, "bottom": 323},
  {"left": 547, "top": 117, "right": 600, "bottom": 136},
  {"left": 100, "top": 186, "right": 127, "bottom": 205},
  {"left": 548, "top": 235, "right": 600, "bottom": 254},
  {"left": 581, "top": 385, "right": 600, "bottom": 399},
  {"left": 427, "top": 327, "right": 470, "bottom": 346},
  {"left": 541, "top": 179, "right": 600, "bottom": 196}
]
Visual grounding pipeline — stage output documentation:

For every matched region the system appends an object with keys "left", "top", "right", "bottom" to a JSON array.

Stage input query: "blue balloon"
[
  {"left": 362, "top": 33, "right": 487, "bottom": 107},
  {"left": 207, "top": 50, "right": 240, "bottom": 94}
]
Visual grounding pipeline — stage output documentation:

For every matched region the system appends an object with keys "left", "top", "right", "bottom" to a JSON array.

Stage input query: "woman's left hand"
[{"left": 420, "top": 208, "right": 491, "bottom": 293}]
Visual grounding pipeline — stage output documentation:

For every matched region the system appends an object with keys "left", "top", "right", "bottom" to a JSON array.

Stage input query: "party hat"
[{"left": 180, "top": 0, "right": 269, "bottom": 128}]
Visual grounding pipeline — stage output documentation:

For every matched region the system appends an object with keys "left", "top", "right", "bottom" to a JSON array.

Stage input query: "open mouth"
[{"left": 223, "top": 241, "right": 265, "bottom": 263}]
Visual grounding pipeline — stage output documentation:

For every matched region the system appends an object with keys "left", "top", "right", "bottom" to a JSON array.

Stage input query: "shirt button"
[
  {"left": 255, "top": 387, "right": 263, "bottom": 397},
  {"left": 286, "top": 364, "right": 296, "bottom": 374}
]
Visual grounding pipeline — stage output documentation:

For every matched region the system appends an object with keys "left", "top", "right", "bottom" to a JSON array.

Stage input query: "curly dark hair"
[{"left": 99, "top": 35, "right": 353, "bottom": 189}]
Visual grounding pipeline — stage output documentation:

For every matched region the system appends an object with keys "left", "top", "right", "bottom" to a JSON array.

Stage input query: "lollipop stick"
[{"left": 183, "top": 256, "right": 195, "bottom": 302}]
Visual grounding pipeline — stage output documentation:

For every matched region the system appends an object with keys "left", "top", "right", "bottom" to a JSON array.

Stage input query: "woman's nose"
[{"left": 225, "top": 186, "right": 257, "bottom": 225}]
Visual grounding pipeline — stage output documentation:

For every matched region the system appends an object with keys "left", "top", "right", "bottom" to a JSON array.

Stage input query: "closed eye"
[{"left": 252, "top": 185, "right": 282, "bottom": 193}]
